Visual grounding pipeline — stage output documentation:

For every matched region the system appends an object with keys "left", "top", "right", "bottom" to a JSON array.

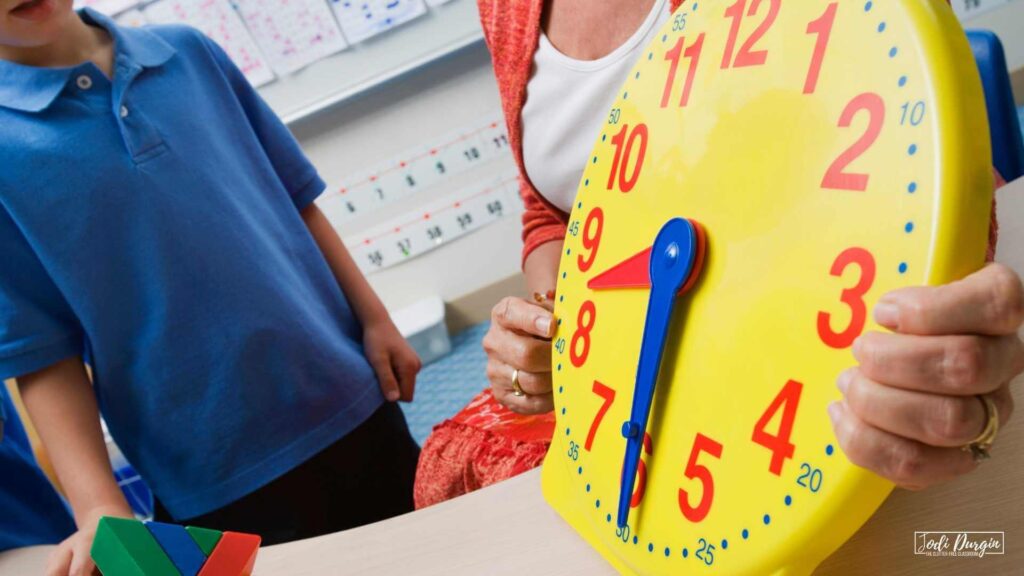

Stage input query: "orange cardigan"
[{"left": 477, "top": 0, "right": 999, "bottom": 264}]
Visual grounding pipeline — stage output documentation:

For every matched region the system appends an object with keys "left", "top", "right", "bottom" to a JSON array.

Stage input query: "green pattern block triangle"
[
  {"left": 90, "top": 516, "right": 181, "bottom": 576},
  {"left": 185, "top": 526, "right": 223, "bottom": 557}
]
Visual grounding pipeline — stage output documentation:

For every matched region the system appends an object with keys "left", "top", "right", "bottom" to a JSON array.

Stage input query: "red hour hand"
[{"left": 587, "top": 219, "right": 706, "bottom": 294}]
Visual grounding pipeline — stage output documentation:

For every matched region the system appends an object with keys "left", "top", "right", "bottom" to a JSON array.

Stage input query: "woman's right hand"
[{"left": 483, "top": 296, "right": 557, "bottom": 414}]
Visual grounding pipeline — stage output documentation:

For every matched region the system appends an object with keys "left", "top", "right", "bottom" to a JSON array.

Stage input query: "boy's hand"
[
  {"left": 363, "top": 319, "right": 421, "bottom": 402},
  {"left": 47, "top": 504, "right": 134, "bottom": 576}
]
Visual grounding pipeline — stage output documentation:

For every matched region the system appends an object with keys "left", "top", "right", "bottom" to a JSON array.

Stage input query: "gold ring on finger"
[
  {"left": 511, "top": 368, "right": 526, "bottom": 397},
  {"left": 961, "top": 394, "right": 999, "bottom": 462}
]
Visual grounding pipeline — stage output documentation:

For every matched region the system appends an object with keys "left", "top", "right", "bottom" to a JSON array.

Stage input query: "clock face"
[{"left": 541, "top": 1, "right": 992, "bottom": 575}]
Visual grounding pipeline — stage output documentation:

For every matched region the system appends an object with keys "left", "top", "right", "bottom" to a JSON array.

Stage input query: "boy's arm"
[
  {"left": 300, "top": 204, "right": 421, "bottom": 402},
  {"left": 18, "top": 357, "right": 132, "bottom": 575}
]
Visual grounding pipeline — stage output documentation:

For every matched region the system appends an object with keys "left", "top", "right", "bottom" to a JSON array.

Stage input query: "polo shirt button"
[
  {"left": 76, "top": 75, "right": 93, "bottom": 90},
  {"left": 120, "top": 105, "right": 129, "bottom": 118}
]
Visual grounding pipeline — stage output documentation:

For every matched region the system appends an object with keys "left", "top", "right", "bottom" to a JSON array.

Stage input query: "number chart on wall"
[
  {"left": 313, "top": 114, "right": 516, "bottom": 275},
  {"left": 951, "top": 0, "right": 1020, "bottom": 20},
  {"left": 316, "top": 117, "right": 510, "bottom": 225},
  {"left": 345, "top": 172, "right": 520, "bottom": 274},
  {"left": 543, "top": 2, "right": 992, "bottom": 576}
]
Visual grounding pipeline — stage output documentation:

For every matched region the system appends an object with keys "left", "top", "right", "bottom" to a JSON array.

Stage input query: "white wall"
[{"left": 290, "top": 44, "right": 524, "bottom": 314}]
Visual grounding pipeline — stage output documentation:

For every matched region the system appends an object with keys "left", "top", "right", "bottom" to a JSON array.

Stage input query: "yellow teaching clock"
[{"left": 542, "top": 1, "right": 993, "bottom": 575}]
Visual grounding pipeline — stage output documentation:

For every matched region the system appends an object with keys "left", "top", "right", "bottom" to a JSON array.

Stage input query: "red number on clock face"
[
  {"left": 661, "top": 33, "right": 706, "bottom": 108},
  {"left": 585, "top": 380, "right": 616, "bottom": 451},
  {"left": 678, "top": 433, "right": 724, "bottom": 523},
  {"left": 607, "top": 124, "right": 649, "bottom": 193},
  {"left": 722, "top": 0, "right": 780, "bottom": 69},
  {"left": 817, "top": 247, "right": 877, "bottom": 349},
  {"left": 821, "top": 93, "right": 885, "bottom": 191},
  {"left": 752, "top": 379, "right": 803, "bottom": 476},
  {"left": 578, "top": 207, "right": 604, "bottom": 272},
  {"left": 631, "top": 433, "right": 653, "bottom": 508},
  {"left": 570, "top": 300, "right": 597, "bottom": 367},
  {"left": 803, "top": 3, "right": 837, "bottom": 94}
]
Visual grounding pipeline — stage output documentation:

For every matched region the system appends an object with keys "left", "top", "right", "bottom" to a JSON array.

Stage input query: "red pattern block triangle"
[{"left": 195, "top": 532, "right": 261, "bottom": 576}]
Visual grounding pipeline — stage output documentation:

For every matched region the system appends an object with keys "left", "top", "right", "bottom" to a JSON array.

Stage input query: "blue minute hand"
[{"left": 617, "top": 218, "right": 700, "bottom": 528}]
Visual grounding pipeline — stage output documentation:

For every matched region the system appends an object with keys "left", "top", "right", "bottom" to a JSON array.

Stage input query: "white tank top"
[{"left": 521, "top": 0, "right": 671, "bottom": 213}]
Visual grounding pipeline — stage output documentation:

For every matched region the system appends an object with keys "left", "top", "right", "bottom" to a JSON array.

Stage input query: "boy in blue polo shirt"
[
  {"left": 1, "top": 4, "right": 421, "bottom": 574},
  {"left": 0, "top": 385, "right": 76, "bottom": 552}
]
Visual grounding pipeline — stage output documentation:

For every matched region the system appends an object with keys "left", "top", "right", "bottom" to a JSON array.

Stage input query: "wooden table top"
[{"left": 3, "top": 177, "right": 1022, "bottom": 575}]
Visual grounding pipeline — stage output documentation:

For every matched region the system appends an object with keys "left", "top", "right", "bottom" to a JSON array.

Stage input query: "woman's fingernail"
[
  {"left": 874, "top": 300, "right": 899, "bottom": 329},
  {"left": 837, "top": 370, "right": 852, "bottom": 394},
  {"left": 827, "top": 401, "right": 842, "bottom": 425},
  {"left": 535, "top": 315, "right": 552, "bottom": 335}
]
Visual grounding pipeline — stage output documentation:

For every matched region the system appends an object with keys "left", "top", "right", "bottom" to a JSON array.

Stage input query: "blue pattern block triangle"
[{"left": 145, "top": 521, "right": 207, "bottom": 576}]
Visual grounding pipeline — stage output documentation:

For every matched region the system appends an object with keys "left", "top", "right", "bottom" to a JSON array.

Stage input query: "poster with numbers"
[
  {"left": 232, "top": 0, "right": 348, "bottom": 75},
  {"left": 144, "top": 0, "right": 276, "bottom": 87},
  {"left": 329, "top": 0, "right": 428, "bottom": 44},
  {"left": 952, "top": 0, "right": 1016, "bottom": 21},
  {"left": 74, "top": 0, "right": 138, "bottom": 16}
]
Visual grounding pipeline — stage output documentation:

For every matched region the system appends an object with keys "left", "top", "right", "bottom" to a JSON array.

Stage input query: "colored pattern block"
[
  {"left": 146, "top": 522, "right": 207, "bottom": 576},
  {"left": 91, "top": 517, "right": 180, "bottom": 576},
  {"left": 91, "top": 517, "right": 259, "bottom": 576},
  {"left": 196, "top": 532, "right": 261, "bottom": 576},
  {"left": 185, "top": 526, "right": 223, "bottom": 557}
]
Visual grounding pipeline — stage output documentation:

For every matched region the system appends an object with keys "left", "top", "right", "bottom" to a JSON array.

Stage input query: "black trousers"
[{"left": 154, "top": 402, "right": 420, "bottom": 545}]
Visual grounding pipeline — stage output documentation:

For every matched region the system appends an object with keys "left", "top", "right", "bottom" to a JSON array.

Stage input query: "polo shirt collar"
[{"left": 0, "top": 7, "right": 175, "bottom": 113}]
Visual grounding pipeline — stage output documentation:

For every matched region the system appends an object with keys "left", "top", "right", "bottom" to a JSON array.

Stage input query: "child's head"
[{"left": 1, "top": 0, "right": 75, "bottom": 49}]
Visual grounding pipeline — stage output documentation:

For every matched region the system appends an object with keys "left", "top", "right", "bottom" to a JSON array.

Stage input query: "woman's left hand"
[{"left": 830, "top": 263, "right": 1024, "bottom": 489}]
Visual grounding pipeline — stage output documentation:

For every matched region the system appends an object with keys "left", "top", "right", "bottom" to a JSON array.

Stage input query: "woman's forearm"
[
  {"left": 301, "top": 203, "right": 390, "bottom": 327},
  {"left": 523, "top": 240, "right": 564, "bottom": 297},
  {"left": 17, "top": 357, "right": 131, "bottom": 526}
]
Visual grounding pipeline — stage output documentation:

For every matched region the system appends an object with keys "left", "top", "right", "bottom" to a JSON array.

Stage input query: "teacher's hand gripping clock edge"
[
  {"left": 831, "top": 263, "right": 1023, "bottom": 489},
  {"left": 484, "top": 295, "right": 557, "bottom": 415}
]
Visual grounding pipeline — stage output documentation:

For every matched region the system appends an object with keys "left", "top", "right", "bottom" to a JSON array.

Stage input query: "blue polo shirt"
[
  {"left": 0, "top": 10, "right": 384, "bottom": 519},
  {"left": 0, "top": 387, "right": 76, "bottom": 551}
]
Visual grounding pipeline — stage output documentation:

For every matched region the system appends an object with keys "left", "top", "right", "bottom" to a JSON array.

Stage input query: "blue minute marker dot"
[
  {"left": 633, "top": 536, "right": 639, "bottom": 545},
  {"left": 648, "top": 543, "right": 654, "bottom": 553},
  {"left": 557, "top": 319, "right": 562, "bottom": 326},
  {"left": 722, "top": 539, "right": 729, "bottom": 550},
  {"left": 586, "top": 483, "right": 591, "bottom": 492},
  {"left": 578, "top": 201, "right": 583, "bottom": 209},
  {"left": 592, "top": 156, "right": 598, "bottom": 164},
  {"left": 565, "top": 427, "right": 570, "bottom": 436},
  {"left": 559, "top": 385, "right": 563, "bottom": 393},
  {"left": 889, "top": 47, "right": 898, "bottom": 58},
  {"left": 764, "top": 514, "right": 771, "bottom": 525},
  {"left": 682, "top": 548, "right": 689, "bottom": 558},
  {"left": 662, "top": 34, "right": 668, "bottom": 42},
  {"left": 826, "top": 444, "right": 835, "bottom": 455},
  {"left": 878, "top": 22, "right": 886, "bottom": 32},
  {"left": 562, "top": 272, "right": 567, "bottom": 279},
  {"left": 864, "top": 1, "right": 872, "bottom": 11},
  {"left": 623, "top": 91, "right": 629, "bottom": 100},
  {"left": 908, "top": 144, "right": 918, "bottom": 155},
  {"left": 607, "top": 514, "right": 612, "bottom": 523},
  {"left": 559, "top": 295, "right": 565, "bottom": 302},
  {"left": 635, "top": 71, "right": 641, "bottom": 80},
  {"left": 899, "top": 75, "right": 908, "bottom": 87},
  {"left": 566, "top": 248, "right": 571, "bottom": 256},
  {"left": 693, "top": 2, "right": 698, "bottom": 10},
  {"left": 561, "top": 407, "right": 566, "bottom": 415},
  {"left": 908, "top": 182, "right": 918, "bottom": 193},
  {"left": 905, "top": 222, "right": 914, "bottom": 233},
  {"left": 742, "top": 529, "right": 749, "bottom": 540},
  {"left": 577, "top": 466, "right": 582, "bottom": 475},
  {"left": 785, "top": 495, "right": 792, "bottom": 506},
  {"left": 648, "top": 52, "right": 654, "bottom": 60},
  {"left": 596, "top": 499, "right": 601, "bottom": 508},
  {"left": 664, "top": 547, "right": 671, "bottom": 557},
  {"left": 899, "top": 262, "right": 909, "bottom": 274}
]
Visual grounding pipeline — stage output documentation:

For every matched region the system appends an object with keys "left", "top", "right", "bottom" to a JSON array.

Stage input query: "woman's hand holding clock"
[{"left": 831, "top": 263, "right": 1024, "bottom": 489}]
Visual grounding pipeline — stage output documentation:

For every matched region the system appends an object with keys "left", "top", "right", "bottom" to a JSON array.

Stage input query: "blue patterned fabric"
[{"left": 401, "top": 322, "right": 491, "bottom": 445}]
